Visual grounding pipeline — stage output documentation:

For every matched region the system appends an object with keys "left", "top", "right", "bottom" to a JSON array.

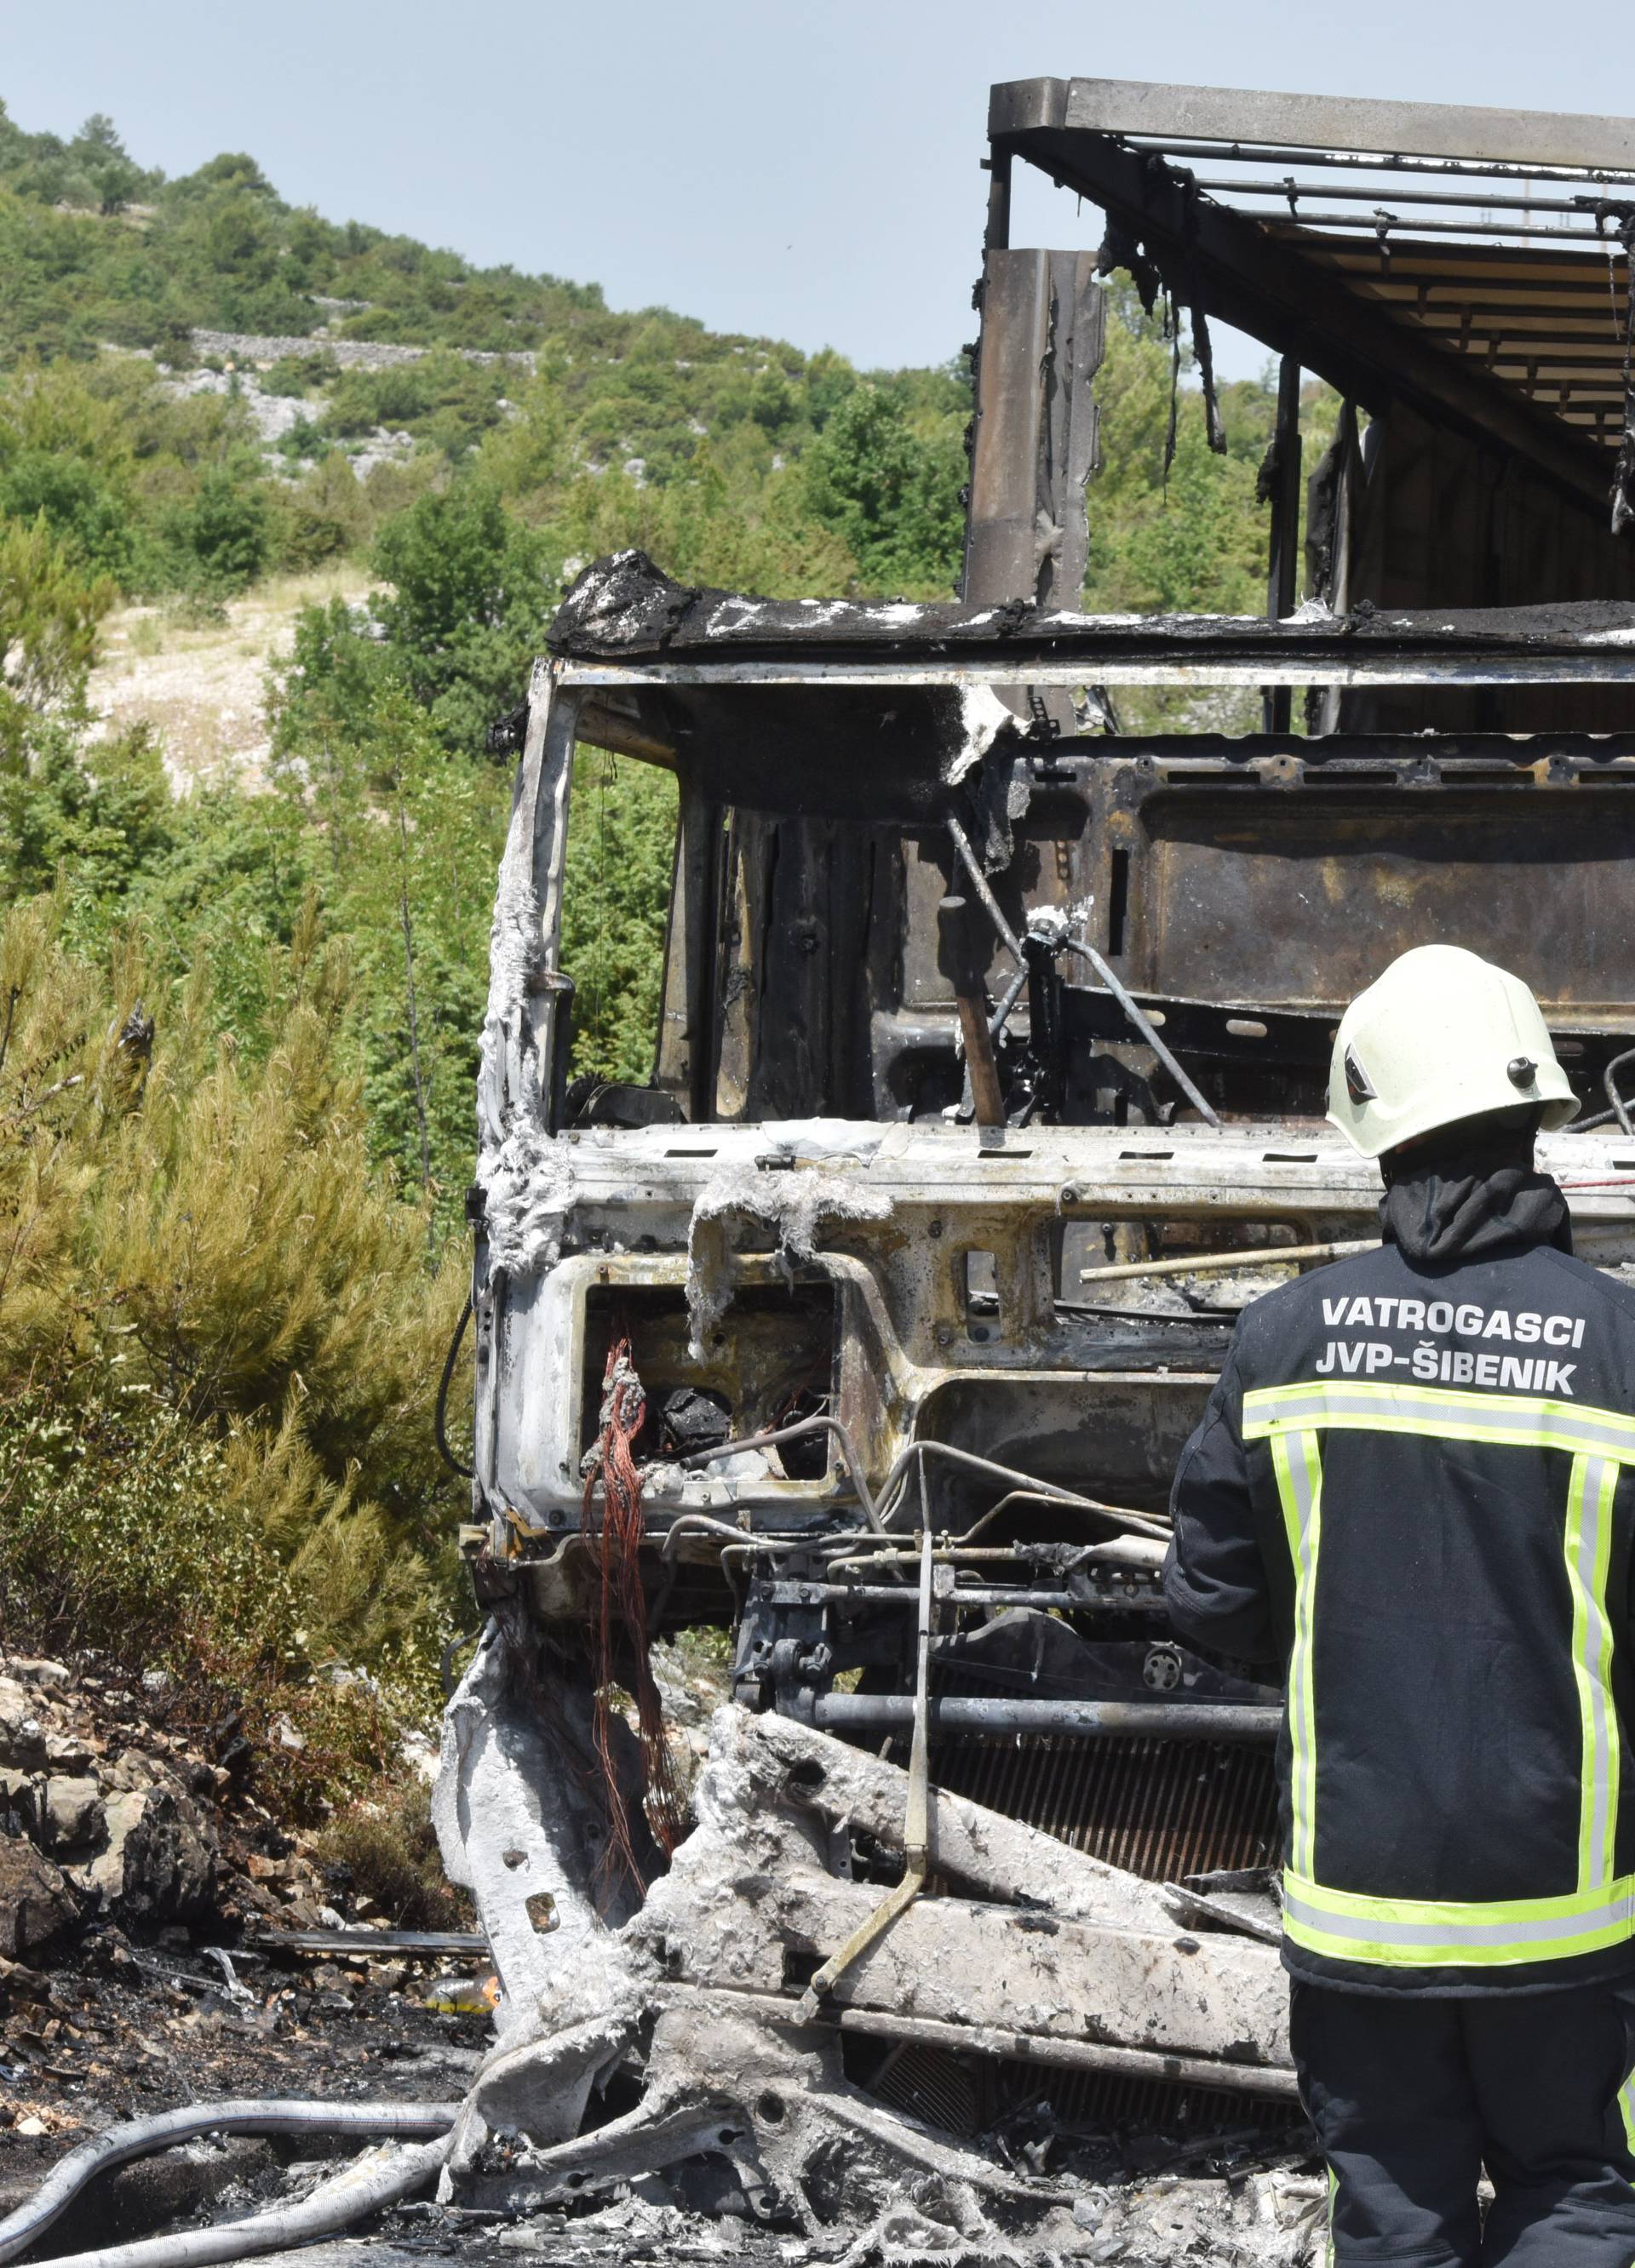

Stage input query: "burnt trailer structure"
[{"left": 431, "top": 81, "right": 1635, "bottom": 2226}]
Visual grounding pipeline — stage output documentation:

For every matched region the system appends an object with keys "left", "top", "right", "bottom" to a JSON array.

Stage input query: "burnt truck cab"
[
  {"left": 446, "top": 76, "right": 1635, "bottom": 2135},
  {"left": 472, "top": 574, "right": 1635, "bottom": 1827}
]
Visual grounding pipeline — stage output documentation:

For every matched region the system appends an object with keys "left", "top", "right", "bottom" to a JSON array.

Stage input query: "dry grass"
[{"left": 86, "top": 564, "right": 373, "bottom": 793}]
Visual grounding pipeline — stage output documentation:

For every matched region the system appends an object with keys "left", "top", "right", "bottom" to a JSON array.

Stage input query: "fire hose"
[{"left": 0, "top": 2098, "right": 460, "bottom": 2267}]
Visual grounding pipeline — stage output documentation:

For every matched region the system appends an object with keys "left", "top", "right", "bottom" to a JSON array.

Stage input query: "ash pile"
[{"left": 422, "top": 1625, "right": 1326, "bottom": 2265}]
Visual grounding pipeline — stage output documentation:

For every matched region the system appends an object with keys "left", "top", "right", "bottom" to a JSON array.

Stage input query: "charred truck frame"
[{"left": 432, "top": 81, "right": 1635, "bottom": 2227}]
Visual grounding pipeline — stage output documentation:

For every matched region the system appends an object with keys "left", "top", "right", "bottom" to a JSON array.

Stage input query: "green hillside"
[
  {"left": 0, "top": 100, "right": 1305, "bottom": 1796},
  {"left": 0, "top": 97, "right": 1300, "bottom": 611}
]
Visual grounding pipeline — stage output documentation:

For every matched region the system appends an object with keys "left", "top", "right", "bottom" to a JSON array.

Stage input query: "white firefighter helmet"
[{"left": 1327, "top": 944, "right": 1578, "bottom": 1160}]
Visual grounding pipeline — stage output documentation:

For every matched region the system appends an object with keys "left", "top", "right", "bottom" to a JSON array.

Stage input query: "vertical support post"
[
  {"left": 652, "top": 783, "right": 722, "bottom": 1121},
  {"left": 476, "top": 662, "right": 581, "bottom": 1152},
  {"left": 962, "top": 249, "right": 1104, "bottom": 616},
  {"left": 983, "top": 140, "right": 1013, "bottom": 253},
  {"left": 938, "top": 895, "right": 1007, "bottom": 1131},
  {"left": 471, "top": 663, "right": 579, "bottom": 1521},
  {"left": 527, "top": 683, "right": 580, "bottom": 1133},
  {"left": 1263, "top": 354, "right": 1303, "bottom": 735},
  {"left": 954, "top": 225, "right": 1104, "bottom": 1119},
  {"left": 1311, "top": 402, "right": 1359, "bottom": 736}
]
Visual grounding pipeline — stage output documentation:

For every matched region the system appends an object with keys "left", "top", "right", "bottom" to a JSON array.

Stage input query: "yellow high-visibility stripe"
[
  {"left": 1282, "top": 1870, "right": 1635, "bottom": 1967},
  {"left": 1242, "top": 1378, "right": 1635, "bottom": 1463},
  {"left": 1286, "top": 1869, "right": 1635, "bottom": 1933},
  {"left": 1271, "top": 1429, "right": 1323, "bottom": 1881},
  {"left": 1283, "top": 1905, "right": 1634, "bottom": 1968},
  {"left": 1566, "top": 1454, "right": 1621, "bottom": 1894},
  {"left": 1619, "top": 2070, "right": 1635, "bottom": 2156}
]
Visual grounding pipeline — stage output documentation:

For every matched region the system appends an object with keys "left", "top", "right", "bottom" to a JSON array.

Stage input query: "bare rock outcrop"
[
  {"left": 0, "top": 1836, "right": 79, "bottom": 1962},
  {"left": 0, "top": 1652, "right": 324, "bottom": 1954}
]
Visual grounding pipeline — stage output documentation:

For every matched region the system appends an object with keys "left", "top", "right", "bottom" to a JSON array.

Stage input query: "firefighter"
[{"left": 1165, "top": 942, "right": 1635, "bottom": 2266}]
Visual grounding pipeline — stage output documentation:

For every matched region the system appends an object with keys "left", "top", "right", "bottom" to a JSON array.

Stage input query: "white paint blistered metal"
[
  {"left": 557, "top": 651, "right": 1635, "bottom": 688},
  {"left": 685, "top": 1156, "right": 895, "bottom": 1358},
  {"left": 483, "top": 1125, "right": 577, "bottom": 1280}
]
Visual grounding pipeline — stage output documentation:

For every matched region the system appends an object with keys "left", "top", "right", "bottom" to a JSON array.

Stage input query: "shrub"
[
  {"left": 261, "top": 353, "right": 337, "bottom": 400},
  {"left": 369, "top": 479, "right": 552, "bottom": 749},
  {"left": 0, "top": 515, "right": 115, "bottom": 764},
  {"left": 171, "top": 464, "right": 270, "bottom": 591},
  {"left": 272, "top": 453, "right": 370, "bottom": 571},
  {"left": 325, "top": 361, "right": 435, "bottom": 438},
  {"left": 268, "top": 593, "right": 394, "bottom": 753},
  {"left": 0, "top": 896, "right": 471, "bottom": 1707},
  {"left": 0, "top": 449, "right": 141, "bottom": 586},
  {"left": 560, "top": 750, "right": 678, "bottom": 1085},
  {"left": 800, "top": 379, "right": 967, "bottom": 598},
  {"left": 318, "top": 1776, "right": 473, "bottom": 1928}
]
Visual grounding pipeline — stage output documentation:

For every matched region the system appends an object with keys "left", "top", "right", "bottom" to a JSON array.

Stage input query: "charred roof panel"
[
  {"left": 988, "top": 76, "right": 1635, "bottom": 534},
  {"left": 549, "top": 552, "right": 1635, "bottom": 674}
]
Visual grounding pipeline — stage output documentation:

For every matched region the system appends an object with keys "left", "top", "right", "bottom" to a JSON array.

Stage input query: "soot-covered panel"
[{"left": 1133, "top": 788, "right": 1635, "bottom": 1014}]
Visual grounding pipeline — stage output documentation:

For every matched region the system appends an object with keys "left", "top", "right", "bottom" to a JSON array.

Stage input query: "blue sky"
[{"left": 1, "top": 1, "right": 1616, "bottom": 381}]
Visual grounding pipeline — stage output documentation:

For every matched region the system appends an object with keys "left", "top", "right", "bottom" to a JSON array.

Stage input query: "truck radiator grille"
[
  {"left": 927, "top": 1733, "right": 1280, "bottom": 1882},
  {"left": 845, "top": 2036, "right": 1294, "bottom": 2144},
  {"left": 995, "top": 2062, "right": 1295, "bottom": 2140},
  {"left": 853, "top": 1733, "right": 1294, "bottom": 2142}
]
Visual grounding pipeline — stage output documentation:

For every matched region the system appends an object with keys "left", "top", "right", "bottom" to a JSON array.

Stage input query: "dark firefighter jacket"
[{"left": 1165, "top": 1129, "right": 1635, "bottom": 1996}]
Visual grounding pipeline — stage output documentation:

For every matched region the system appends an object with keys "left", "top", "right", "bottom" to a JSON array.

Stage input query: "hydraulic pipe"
[
  {"left": 658, "top": 1512, "right": 761, "bottom": 1557},
  {"left": 946, "top": 815, "right": 1026, "bottom": 965},
  {"left": 878, "top": 1438, "right": 1168, "bottom": 1539},
  {"left": 1080, "top": 1237, "right": 1375, "bottom": 1286},
  {"left": 680, "top": 1416, "right": 883, "bottom": 1532},
  {"left": 825, "top": 1540, "right": 1162, "bottom": 1574},
  {"left": 815, "top": 1584, "right": 1081, "bottom": 1610},
  {"left": 795, "top": 2001, "right": 1301, "bottom": 2103},
  {"left": 1059, "top": 939, "right": 1223, "bottom": 1128},
  {"left": 1065, "top": 1534, "right": 1168, "bottom": 1570},
  {"left": 811, "top": 1695, "right": 1281, "bottom": 1742},
  {"left": 988, "top": 959, "right": 1030, "bottom": 1040},
  {"left": 964, "top": 1490, "right": 1169, "bottom": 1544}
]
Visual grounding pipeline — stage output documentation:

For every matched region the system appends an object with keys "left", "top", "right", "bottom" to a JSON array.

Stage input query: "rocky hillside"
[{"left": 1, "top": 1650, "right": 443, "bottom": 1973}]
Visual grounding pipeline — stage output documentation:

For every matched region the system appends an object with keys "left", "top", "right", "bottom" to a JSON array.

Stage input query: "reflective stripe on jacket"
[{"left": 1165, "top": 1223, "right": 1635, "bottom": 1995}]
